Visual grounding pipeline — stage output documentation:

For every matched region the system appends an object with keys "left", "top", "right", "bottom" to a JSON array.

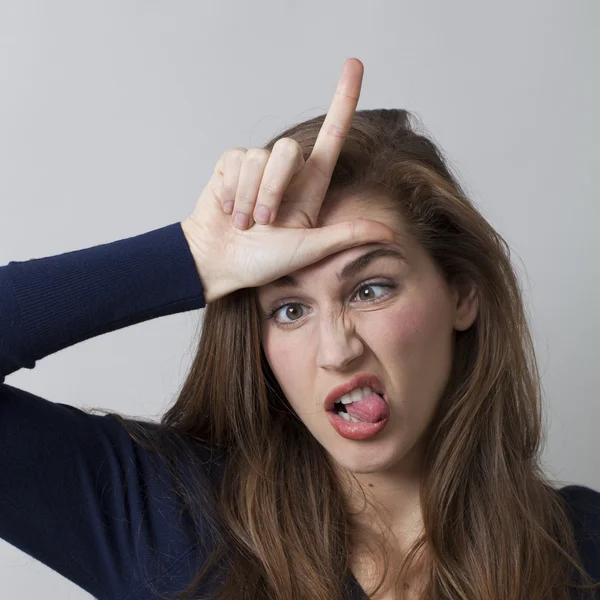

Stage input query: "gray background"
[{"left": 1, "top": 1, "right": 598, "bottom": 597}]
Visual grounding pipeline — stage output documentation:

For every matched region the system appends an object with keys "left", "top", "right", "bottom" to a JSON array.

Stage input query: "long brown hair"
[{"left": 97, "top": 109, "right": 600, "bottom": 599}]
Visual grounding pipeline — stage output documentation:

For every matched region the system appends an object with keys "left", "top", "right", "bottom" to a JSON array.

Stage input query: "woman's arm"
[
  {"left": 0, "top": 222, "right": 214, "bottom": 599},
  {"left": 0, "top": 221, "right": 206, "bottom": 383}
]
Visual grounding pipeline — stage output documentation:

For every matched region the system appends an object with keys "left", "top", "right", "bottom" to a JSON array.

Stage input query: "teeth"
[
  {"left": 336, "top": 385, "right": 377, "bottom": 406},
  {"left": 350, "top": 388, "right": 363, "bottom": 403},
  {"left": 338, "top": 411, "right": 362, "bottom": 423}
]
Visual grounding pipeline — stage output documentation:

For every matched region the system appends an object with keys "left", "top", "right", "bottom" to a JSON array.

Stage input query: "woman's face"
[{"left": 257, "top": 193, "right": 478, "bottom": 477}]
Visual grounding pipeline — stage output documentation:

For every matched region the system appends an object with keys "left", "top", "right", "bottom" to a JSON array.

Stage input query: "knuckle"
[
  {"left": 323, "top": 122, "right": 345, "bottom": 139},
  {"left": 349, "top": 220, "right": 357, "bottom": 238},
  {"left": 221, "top": 183, "right": 235, "bottom": 197},
  {"left": 334, "top": 89, "right": 359, "bottom": 102},
  {"left": 238, "top": 185, "right": 256, "bottom": 201},
  {"left": 224, "top": 147, "right": 247, "bottom": 162},
  {"left": 306, "top": 159, "right": 330, "bottom": 180},
  {"left": 259, "top": 180, "right": 282, "bottom": 200},
  {"left": 245, "top": 148, "right": 269, "bottom": 164},
  {"left": 273, "top": 137, "right": 301, "bottom": 157}
]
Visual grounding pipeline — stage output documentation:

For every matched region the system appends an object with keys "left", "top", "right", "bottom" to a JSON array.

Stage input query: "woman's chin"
[{"left": 331, "top": 447, "right": 400, "bottom": 475}]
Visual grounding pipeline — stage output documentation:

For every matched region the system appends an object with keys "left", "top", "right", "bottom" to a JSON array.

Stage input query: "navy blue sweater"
[{"left": 0, "top": 222, "right": 598, "bottom": 599}]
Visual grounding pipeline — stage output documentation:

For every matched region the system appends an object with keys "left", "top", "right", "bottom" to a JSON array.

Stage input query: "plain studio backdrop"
[{"left": 0, "top": 1, "right": 598, "bottom": 597}]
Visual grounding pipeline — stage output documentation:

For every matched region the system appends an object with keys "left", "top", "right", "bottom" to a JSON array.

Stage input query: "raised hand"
[{"left": 181, "top": 58, "right": 395, "bottom": 303}]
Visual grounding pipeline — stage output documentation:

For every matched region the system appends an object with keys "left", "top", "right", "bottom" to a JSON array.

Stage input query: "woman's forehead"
[
  {"left": 317, "top": 190, "right": 400, "bottom": 227},
  {"left": 257, "top": 239, "right": 411, "bottom": 299},
  {"left": 256, "top": 193, "right": 413, "bottom": 295}
]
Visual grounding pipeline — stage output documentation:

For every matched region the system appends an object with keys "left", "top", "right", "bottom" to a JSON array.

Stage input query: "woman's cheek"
[
  {"left": 264, "top": 338, "right": 308, "bottom": 406},
  {"left": 365, "top": 302, "right": 423, "bottom": 352}
]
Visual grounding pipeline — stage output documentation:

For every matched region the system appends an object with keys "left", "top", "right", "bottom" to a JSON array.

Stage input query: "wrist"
[{"left": 180, "top": 219, "right": 229, "bottom": 303}]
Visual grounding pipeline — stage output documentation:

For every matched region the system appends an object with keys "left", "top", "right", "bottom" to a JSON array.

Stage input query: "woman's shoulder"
[
  {"left": 556, "top": 484, "right": 600, "bottom": 584},
  {"left": 557, "top": 485, "right": 600, "bottom": 515},
  {"left": 558, "top": 484, "right": 600, "bottom": 520}
]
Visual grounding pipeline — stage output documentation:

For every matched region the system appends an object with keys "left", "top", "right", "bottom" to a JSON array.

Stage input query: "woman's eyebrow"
[{"left": 267, "top": 247, "right": 407, "bottom": 289}]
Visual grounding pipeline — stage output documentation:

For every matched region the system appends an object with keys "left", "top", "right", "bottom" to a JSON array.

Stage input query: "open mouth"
[
  {"left": 326, "top": 384, "right": 390, "bottom": 435},
  {"left": 332, "top": 392, "right": 385, "bottom": 414}
]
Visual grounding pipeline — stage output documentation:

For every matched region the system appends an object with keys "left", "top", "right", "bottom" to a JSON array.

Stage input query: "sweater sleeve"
[
  {"left": 0, "top": 221, "right": 206, "bottom": 382},
  {"left": 558, "top": 485, "right": 600, "bottom": 587},
  {"left": 0, "top": 223, "right": 214, "bottom": 599}
]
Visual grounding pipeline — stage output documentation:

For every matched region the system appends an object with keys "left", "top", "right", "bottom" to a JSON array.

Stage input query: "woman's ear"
[{"left": 452, "top": 277, "right": 478, "bottom": 332}]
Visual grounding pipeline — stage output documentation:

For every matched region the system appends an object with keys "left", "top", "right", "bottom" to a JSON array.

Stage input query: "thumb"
[{"left": 293, "top": 219, "right": 397, "bottom": 268}]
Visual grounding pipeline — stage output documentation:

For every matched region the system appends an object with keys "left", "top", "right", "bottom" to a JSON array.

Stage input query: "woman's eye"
[
  {"left": 271, "top": 303, "right": 306, "bottom": 325},
  {"left": 268, "top": 283, "right": 394, "bottom": 327},
  {"left": 353, "top": 283, "right": 389, "bottom": 302}
]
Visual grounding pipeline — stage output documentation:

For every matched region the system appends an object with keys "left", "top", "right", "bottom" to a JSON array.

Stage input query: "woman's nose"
[{"left": 315, "top": 317, "right": 364, "bottom": 371}]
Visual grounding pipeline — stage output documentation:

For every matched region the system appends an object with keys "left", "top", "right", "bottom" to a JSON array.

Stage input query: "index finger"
[{"left": 294, "top": 58, "right": 363, "bottom": 211}]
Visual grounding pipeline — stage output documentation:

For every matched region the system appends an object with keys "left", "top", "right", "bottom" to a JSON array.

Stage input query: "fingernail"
[
  {"left": 254, "top": 205, "right": 271, "bottom": 225},
  {"left": 223, "top": 201, "right": 233, "bottom": 214},
  {"left": 233, "top": 212, "right": 249, "bottom": 230}
]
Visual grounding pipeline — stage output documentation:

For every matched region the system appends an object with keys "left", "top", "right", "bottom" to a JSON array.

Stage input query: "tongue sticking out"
[{"left": 345, "top": 393, "right": 389, "bottom": 423}]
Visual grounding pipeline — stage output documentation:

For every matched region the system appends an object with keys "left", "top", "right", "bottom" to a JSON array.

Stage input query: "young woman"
[{"left": 0, "top": 58, "right": 598, "bottom": 600}]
